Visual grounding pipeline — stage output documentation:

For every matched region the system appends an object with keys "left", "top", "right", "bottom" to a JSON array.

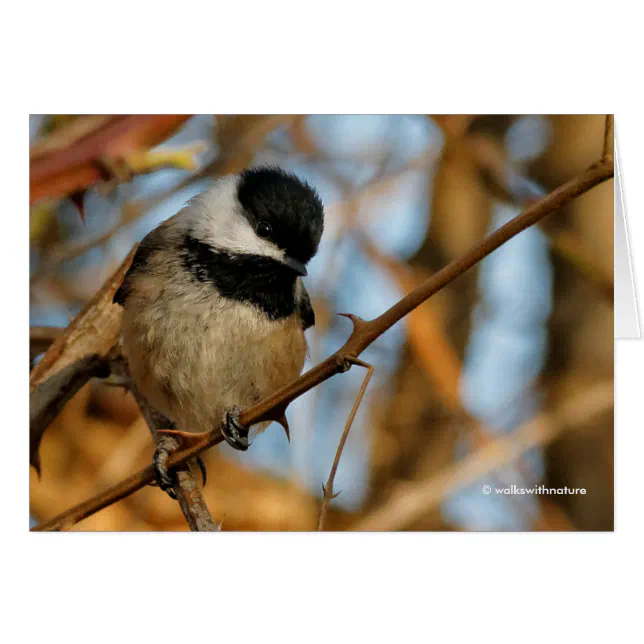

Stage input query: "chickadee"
[{"left": 113, "top": 166, "right": 324, "bottom": 491}]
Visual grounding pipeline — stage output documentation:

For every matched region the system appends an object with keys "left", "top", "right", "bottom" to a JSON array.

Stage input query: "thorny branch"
[
  {"left": 32, "top": 139, "right": 614, "bottom": 531},
  {"left": 317, "top": 357, "right": 374, "bottom": 531}
]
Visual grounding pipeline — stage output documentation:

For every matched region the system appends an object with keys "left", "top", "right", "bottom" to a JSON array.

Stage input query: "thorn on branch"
[
  {"left": 263, "top": 410, "right": 291, "bottom": 442},
  {"left": 249, "top": 403, "right": 291, "bottom": 441},
  {"left": 69, "top": 190, "right": 87, "bottom": 222},
  {"left": 337, "top": 312, "right": 368, "bottom": 332},
  {"left": 321, "top": 483, "right": 341, "bottom": 499}
]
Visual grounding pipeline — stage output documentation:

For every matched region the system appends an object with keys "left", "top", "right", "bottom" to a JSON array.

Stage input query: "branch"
[
  {"left": 317, "top": 357, "right": 374, "bottom": 531},
  {"left": 30, "top": 249, "right": 134, "bottom": 473},
  {"left": 31, "top": 157, "right": 614, "bottom": 531},
  {"left": 358, "top": 234, "right": 464, "bottom": 410},
  {"left": 353, "top": 381, "right": 613, "bottom": 531}
]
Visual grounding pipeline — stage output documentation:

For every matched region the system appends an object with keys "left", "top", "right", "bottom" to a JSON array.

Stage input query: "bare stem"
[{"left": 317, "top": 358, "right": 374, "bottom": 531}]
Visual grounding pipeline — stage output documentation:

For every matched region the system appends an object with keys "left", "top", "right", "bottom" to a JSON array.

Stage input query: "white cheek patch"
[{"left": 186, "top": 177, "right": 285, "bottom": 261}]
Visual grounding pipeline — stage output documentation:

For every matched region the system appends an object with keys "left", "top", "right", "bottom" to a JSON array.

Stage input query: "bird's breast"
[{"left": 121, "top": 294, "right": 307, "bottom": 433}]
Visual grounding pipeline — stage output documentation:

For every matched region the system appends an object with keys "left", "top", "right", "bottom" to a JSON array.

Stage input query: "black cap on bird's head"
[{"left": 237, "top": 166, "right": 324, "bottom": 275}]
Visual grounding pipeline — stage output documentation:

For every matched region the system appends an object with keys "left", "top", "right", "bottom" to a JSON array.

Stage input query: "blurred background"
[{"left": 29, "top": 114, "right": 614, "bottom": 531}]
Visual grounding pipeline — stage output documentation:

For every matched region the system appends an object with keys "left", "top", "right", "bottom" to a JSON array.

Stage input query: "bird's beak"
[{"left": 282, "top": 256, "right": 308, "bottom": 276}]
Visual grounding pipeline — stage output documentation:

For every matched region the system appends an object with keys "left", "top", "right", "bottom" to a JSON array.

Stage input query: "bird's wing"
[
  {"left": 113, "top": 235, "right": 158, "bottom": 306},
  {"left": 297, "top": 282, "right": 315, "bottom": 330}
]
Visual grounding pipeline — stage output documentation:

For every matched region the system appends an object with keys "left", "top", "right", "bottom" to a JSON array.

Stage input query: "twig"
[
  {"left": 317, "top": 357, "right": 374, "bottom": 531},
  {"left": 353, "top": 381, "right": 613, "bottom": 531},
  {"left": 31, "top": 157, "right": 614, "bottom": 531},
  {"left": 358, "top": 234, "right": 463, "bottom": 410},
  {"left": 173, "top": 470, "right": 221, "bottom": 531}
]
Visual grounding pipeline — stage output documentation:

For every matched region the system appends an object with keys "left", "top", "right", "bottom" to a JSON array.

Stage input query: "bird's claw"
[
  {"left": 221, "top": 407, "right": 250, "bottom": 451},
  {"left": 152, "top": 435, "right": 180, "bottom": 499},
  {"left": 195, "top": 455, "right": 208, "bottom": 487}
]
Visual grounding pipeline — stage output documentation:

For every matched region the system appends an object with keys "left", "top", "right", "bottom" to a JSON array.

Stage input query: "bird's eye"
[{"left": 257, "top": 221, "right": 272, "bottom": 238}]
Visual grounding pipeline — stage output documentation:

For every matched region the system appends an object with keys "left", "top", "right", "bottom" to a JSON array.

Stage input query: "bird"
[{"left": 112, "top": 166, "right": 324, "bottom": 494}]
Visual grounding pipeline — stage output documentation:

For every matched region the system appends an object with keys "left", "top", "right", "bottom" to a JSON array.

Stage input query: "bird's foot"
[
  {"left": 152, "top": 434, "right": 180, "bottom": 499},
  {"left": 221, "top": 407, "right": 250, "bottom": 451},
  {"left": 152, "top": 428, "right": 209, "bottom": 494}
]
